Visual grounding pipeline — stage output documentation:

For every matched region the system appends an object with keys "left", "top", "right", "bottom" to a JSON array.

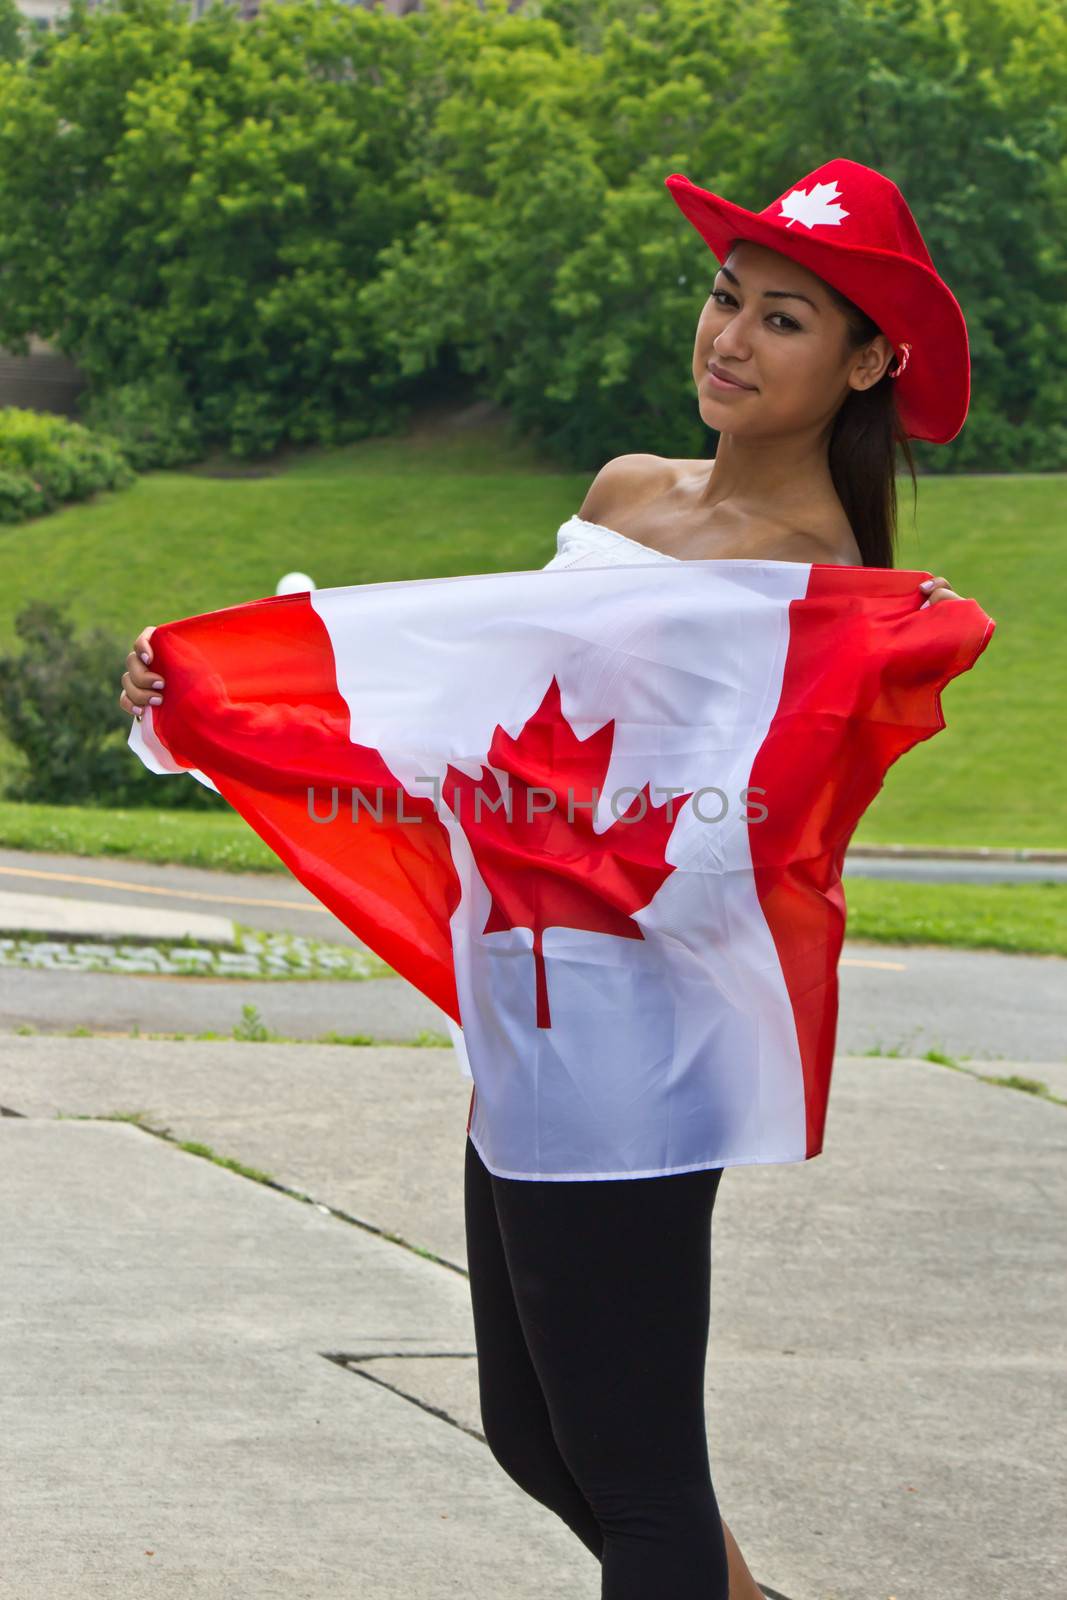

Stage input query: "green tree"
[
  {"left": 0, "top": 0, "right": 440, "bottom": 456},
  {"left": 762, "top": 0, "right": 1067, "bottom": 469},
  {"left": 362, "top": 0, "right": 785, "bottom": 466},
  {"left": 0, "top": 0, "right": 23, "bottom": 67},
  {"left": 0, "top": 0, "right": 1060, "bottom": 472}
]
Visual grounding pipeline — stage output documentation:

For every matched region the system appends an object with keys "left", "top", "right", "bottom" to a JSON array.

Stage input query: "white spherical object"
[{"left": 275, "top": 571, "right": 317, "bottom": 595}]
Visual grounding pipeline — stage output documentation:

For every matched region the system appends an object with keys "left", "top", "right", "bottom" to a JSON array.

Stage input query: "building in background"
[
  {"left": 16, "top": 0, "right": 66, "bottom": 30},
  {"left": 0, "top": 336, "right": 84, "bottom": 417}
]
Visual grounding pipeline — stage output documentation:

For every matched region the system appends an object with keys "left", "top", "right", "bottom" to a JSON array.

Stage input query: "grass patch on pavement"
[
  {"left": 18, "top": 1007, "right": 453, "bottom": 1049},
  {"left": 859, "top": 1045, "right": 1067, "bottom": 1106}
]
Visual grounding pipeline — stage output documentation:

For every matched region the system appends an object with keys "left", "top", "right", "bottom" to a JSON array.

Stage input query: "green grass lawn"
[{"left": 0, "top": 415, "right": 1062, "bottom": 857}]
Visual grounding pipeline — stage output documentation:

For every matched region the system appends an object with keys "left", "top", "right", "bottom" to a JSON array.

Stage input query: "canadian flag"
[{"left": 128, "top": 559, "right": 995, "bottom": 1181}]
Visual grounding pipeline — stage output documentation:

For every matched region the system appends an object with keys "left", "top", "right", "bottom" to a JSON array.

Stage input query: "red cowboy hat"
[{"left": 663, "top": 157, "right": 969, "bottom": 444}]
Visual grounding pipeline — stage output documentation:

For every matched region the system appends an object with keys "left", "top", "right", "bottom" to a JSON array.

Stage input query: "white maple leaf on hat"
[{"left": 778, "top": 180, "right": 849, "bottom": 229}]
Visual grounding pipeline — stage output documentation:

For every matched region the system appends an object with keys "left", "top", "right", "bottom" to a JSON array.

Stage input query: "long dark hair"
[{"left": 821, "top": 281, "right": 918, "bottom": 568}]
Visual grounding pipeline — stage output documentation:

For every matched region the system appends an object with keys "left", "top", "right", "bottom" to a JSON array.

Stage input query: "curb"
[{"left": 848, "top": 844, "right": 1067, "bottom": 864}]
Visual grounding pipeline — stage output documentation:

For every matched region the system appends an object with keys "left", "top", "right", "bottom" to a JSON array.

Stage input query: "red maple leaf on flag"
[{"left": 440, "top": 676, "right": 693, "bottom": 1029}]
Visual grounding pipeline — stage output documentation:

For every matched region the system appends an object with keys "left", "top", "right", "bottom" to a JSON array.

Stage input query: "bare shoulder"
[
  {"left": 577, "top": 453, "right": 670, "bottom": 524},
  {"left": 577, "top": 453, "right": 863, "bottom": 565}
]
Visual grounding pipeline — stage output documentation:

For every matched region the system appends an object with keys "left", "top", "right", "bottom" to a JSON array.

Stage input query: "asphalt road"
[
  {"left": 2, "top": 844, "right": 1064, "bottom": 939},
  {"left": 0, "top": 847, "right": 1063, "bottom": 1065}
]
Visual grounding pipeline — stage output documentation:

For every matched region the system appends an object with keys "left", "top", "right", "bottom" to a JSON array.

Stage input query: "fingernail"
[
  {"left": 919, "top": 578, "right": 935, "bottom": 590},
  {"left": 139, "top": 651, "right": 151, "bottom": 663},
  {"left": 920, "top": 598, "right": 931, "bottom": 609},
  {"left": 149, "top": 695, "right": 162, "bottom": 705},
  {"left": 151, "top": 680, "right": 164, "bottom": 690}
]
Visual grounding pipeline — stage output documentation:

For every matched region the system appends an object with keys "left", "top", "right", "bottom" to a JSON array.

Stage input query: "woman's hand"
[
  {"left": 918, "top": 575, "right": 965, "bottom": 610},
  {"left": 119, "top": 625, "right": 163, "bottom": 720}
]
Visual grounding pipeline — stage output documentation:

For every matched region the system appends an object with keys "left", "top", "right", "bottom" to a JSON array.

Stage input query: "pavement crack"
[
  {"left": 327, "top": 1350, "right": 477, "bottom": 1361},
  {"left": 321, "top": 1351, "right": 486, "bottom": 1444},
  {"left": 322, "top": 1357, "right": 795, "bottom": 1599},
  {"left": 60, "top": 1110, "right": 472, "bottom": 1278}
]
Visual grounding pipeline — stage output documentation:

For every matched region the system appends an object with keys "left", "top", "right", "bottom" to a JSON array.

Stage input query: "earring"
[{"left": 889, "top": 341, "right": 912, "bottom": 380}]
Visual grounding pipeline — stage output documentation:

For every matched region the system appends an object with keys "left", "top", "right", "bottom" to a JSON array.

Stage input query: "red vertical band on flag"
[
  {"left": 146, "top": 593, "right": 463, "bottom": 1023},
  {"left": 747, "top": 568, "right": 996, "bottom": 1157}
]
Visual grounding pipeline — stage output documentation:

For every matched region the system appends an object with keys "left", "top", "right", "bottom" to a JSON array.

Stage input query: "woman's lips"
[{"left": 706, "top": 363, "right": 756, "bottom": 391}]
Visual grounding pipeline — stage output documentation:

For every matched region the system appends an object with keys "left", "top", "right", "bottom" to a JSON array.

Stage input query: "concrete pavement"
[
  {"left": 0, "top": 844, "right": 1063, "bottom": 1597},
  {"left": 2, "top": 1033, "right": 1064, "bottom": 1599},
  {"left": 1, "top": 1113, "right": 575, "bottom": 1600}
]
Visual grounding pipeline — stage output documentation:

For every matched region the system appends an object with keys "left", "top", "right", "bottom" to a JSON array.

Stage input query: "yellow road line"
[
  {"left": 841, "top": 956, "right": 908, "bottom": 970},
  {"left": 0, "top": 862, "right": 329, "bottom": 914}
]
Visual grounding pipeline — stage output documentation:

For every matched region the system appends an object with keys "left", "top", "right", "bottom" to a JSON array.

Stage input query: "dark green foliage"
[
  {"left": 0, "top": 0, "right": 22, "bottom": 66},
  {"left": 0, "top": 599, "right": 222, "bottom": 808},
  {"left": 79, "top": 374, "right": 203, "bottom": 471}
]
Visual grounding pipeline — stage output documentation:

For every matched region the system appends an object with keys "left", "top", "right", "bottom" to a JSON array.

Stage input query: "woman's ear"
[{"left": 849, "top": 334, "right": 896, "bottom": 393}]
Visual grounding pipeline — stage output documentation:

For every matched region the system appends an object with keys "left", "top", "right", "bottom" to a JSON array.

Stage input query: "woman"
[{"left": 120, "top": 158, "right": 974, "bottom": 1599}]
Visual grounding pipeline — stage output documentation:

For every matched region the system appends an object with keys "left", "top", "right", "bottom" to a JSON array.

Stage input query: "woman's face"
[{"left": 691, "top": 238, "right": 894, "bottom": 437}]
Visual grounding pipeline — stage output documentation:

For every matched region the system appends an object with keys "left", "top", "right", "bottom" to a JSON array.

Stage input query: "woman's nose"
[
  {"left": 711, "top": 344, "right": 750, "bottom": 372},
  {"left": 712, "top": 324, "right": 751, "bottom": 360}
]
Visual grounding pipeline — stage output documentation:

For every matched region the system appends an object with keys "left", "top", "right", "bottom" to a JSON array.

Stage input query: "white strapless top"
[
  {"left": 544, "top": 514, "right": 683, "bottom": 571},
  {"left": 544, "top": 514, "right": 818, "bottom": 573}
]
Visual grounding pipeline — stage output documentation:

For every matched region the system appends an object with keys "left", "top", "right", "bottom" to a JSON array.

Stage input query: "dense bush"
[
  {"left": 0, "top": 407, "right": 135, "bottom": 522},
  {"left": 0, "top": 599, "right": 223, "bottom": 808},
  {"left": 0, "top": 466, "right": 45, "bottom": 523},
  {"left": 79, "top": 373, "right": 203, "bottom": 471}
]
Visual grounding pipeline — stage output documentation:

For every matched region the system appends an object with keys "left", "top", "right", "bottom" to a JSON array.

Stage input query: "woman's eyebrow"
[{"left": 717, "top": 263, "right": 821, "bottom": 312}]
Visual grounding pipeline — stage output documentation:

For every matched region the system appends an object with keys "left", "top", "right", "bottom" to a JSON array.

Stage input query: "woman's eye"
[{"left": 710, "top": 288, "right": 798, "bottom": 330}]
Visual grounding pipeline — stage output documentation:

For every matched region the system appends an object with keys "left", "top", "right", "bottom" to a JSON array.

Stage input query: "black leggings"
[{"left": 463, "top": 1133, "right": 730, "bottom": 1598}]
